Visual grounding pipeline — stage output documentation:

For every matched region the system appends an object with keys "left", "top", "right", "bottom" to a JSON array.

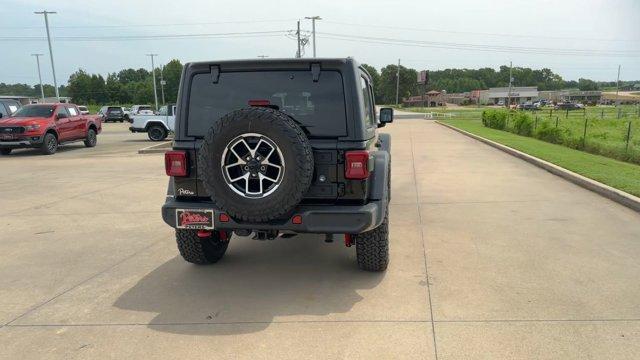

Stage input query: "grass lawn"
[{"left": 440, "top": 118, "right": 640, "bottom": 198}]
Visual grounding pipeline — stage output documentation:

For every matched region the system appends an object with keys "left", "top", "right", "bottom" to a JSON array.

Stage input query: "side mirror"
[
  {"left": 378, "top": 107, "right": 394, "bottom": 127},
  {"left": 56, "top": 113, "right": 67, "bottom": 120}
]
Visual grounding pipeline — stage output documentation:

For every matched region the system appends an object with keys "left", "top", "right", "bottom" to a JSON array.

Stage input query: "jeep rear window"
[{"left": 187, "top": 70, "right": 347, "bottom": 137}]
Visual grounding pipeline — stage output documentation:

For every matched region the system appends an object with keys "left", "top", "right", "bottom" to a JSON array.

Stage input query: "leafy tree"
[
  {"left": 379, "top": 64, "right": 418, "bottom": 104},
  {"left": 578, "top": 78, "right": 599, "bottom": 91},
  {"left": 67, "top": 69, "right": 93, "bottom": 104},
  {"left": 161, "top": 59, "right": 183, "bottom": 104}
]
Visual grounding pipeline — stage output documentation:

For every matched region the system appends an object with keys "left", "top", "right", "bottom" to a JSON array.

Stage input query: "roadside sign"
[
  {"left": 160, "top": 80, "right": 167, "bottom": 85},
  {"left": 417, "top": 70, "right": 429, "bottom": 85}
]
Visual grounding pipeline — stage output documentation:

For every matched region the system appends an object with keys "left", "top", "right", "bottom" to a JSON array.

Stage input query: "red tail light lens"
[
  {"left": 165, "top": 151, "right": 188, "bottom": 177},
  {"left": 248, "top": 99, "right": 271, "bottom": 107},
  {"left": 345, "top": 150, "right": 370, "bottom": 179}
]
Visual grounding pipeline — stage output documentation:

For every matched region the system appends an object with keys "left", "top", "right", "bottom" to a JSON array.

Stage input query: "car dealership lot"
[{"left": 1, "top": 115, "right": 640, "bottom": 359}]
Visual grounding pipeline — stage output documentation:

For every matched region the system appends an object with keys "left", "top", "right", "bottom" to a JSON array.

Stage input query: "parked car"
[
  {"left": 77, "top": 105, "right": 90, "bottom": 115},
  {"left": 125, "top": 105, "right": 154, "bottom": 121},
  {"left": 497, "top": 100, "right": 505, "bottom": 106},
  {"left": 554, "top": 102, "right": 583, "bottom": 110},
  {"left": 99, "top": 106, "right": 126, "bottom": 122},
  {"left": 161, "top": 58, "right": 393, "bottom": 271},
  {"left": 0, "top": 99, "right": 21, "bottom": 118},
  {"left": 129, "top": 104, "right": 175, "bottom": 141},
  {"left": 0, "top": 103, "right": 102, "bottom": 155},
  {"left": 517, "top": 103, "right": 535, "bottom": 110}
]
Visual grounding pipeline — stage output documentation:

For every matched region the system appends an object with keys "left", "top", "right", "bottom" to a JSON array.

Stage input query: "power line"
[
  {"left": 323, "top": 20, "right": 638, "bottom": 43},
  {"left": 316, "top": 32, "right": 640, "bottom": 57},
  {"left": 0, "top": 18, "right": 298, "bottom": 30},
  {"left": 0, "top": 30, "right": 289, "bottom": 42}
]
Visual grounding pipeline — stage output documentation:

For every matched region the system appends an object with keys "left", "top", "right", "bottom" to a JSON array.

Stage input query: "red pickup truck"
[{"left": 0, "top": 103, "right": 102, "bottom": 155}]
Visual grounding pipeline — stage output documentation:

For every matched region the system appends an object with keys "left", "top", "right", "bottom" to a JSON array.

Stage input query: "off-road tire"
[
  {"left": 41, "top": 133, "right": 58, "bottom": 155},
  {"left": 176, "top": 229, "right": 229, "bottom": 264},
  {"left": 354, "top": 213, "right": 389, "bottom": 272},
  {"left": 198, "top": 107, "right": 314, "bottom": 222},
  {"left": 84, "top": 128, "right": 97, "bottom": 147},
  {"left": 147, "top": 125, "right": 167, "bottom": 141},
  {"left": 0, "top": 148, "right": 11, "bottom": 155}
]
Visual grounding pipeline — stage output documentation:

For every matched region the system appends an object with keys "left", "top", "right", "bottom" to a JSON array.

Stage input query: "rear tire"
[
  {"left": 354, "top": 213, "right": 389, "bottom": 272},
  {"left": 176, "top": 229, "right": 229, "bottom": 264},
  {"left": 0, "top": 148, "right": 11, "bottom": 155},
  {"left": 84, "top": 128, "right": 97, "bottom": 147},
  {"left": 40, "top": 133, "right": 58, "bottom": 155},
  {"left": 147, "top": 125, "right": 167, "bottom": 141}
]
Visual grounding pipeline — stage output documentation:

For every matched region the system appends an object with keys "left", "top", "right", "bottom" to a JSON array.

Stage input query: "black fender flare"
[{"left": 368, "top": 150, "right": 390, "bottom": 201}]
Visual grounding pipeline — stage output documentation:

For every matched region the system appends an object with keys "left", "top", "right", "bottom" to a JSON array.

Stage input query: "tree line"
[
  {"left": 361, "top": 64, "right": 637, "bottom": 104},
  {"left": 1, "top": 61, "right": 638, "bottom": 107}
]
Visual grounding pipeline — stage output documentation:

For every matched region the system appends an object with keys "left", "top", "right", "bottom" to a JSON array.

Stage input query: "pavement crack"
[{"left": 409, "top": 126, "right": 440, "bottom": 360}]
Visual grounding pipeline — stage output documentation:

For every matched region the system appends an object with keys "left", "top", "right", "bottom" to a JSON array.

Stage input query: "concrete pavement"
[{"left": 1, "top": 116, "right": 639, "bottom": 359}]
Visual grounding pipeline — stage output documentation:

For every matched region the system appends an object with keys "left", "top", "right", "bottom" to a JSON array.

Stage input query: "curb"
[
  {"left": 436, "top": 120, "right": 640, "bottom": 213},
  {"left": 138, "top": 141, "right": 172, "bottom": 154}
]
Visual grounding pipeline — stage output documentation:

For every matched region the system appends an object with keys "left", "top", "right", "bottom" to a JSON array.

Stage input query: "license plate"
[
  {"left": 176, "top": 209, "right": 214, "bottom": 229},
  {"left": 0, "top": 134, "right": 14, "bottom": 140}
]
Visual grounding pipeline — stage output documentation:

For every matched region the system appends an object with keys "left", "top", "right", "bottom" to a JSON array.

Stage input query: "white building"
[{"left": 485, "top": 87, "right": 538, "bottom": 105}]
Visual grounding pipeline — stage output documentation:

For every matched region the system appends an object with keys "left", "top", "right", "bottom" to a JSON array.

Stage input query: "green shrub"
[
  {"left": 534, "top": 121, "right": 565, "bottom": 144},
  {"left": 511, "top": 112, "right": 534, "bottom": 136},
  {"left": 482, "top": 109, "right": 507, "bottom": 130}
]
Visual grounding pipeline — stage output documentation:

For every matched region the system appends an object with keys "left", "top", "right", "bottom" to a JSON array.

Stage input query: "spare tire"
[{"left": 198, "top": 107, "right": 314, "bottom": 222}]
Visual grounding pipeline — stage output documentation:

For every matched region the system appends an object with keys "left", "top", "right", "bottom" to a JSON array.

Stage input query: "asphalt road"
[{"left": 1, "top": 116, "right": 639, "bottom": 359}]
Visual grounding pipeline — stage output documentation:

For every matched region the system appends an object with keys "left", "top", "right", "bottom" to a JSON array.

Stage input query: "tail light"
[
  {"left": 165, "top": 151, "right": 188, "bottom": 177},
  {"left": 345, "top": 150, "right": 370, "bottom": 179},
  {"left": 248, "top": 99, "right": 271, "bottom": 107}
]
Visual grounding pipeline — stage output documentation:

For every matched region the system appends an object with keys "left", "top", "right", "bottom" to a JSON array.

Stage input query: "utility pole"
[
  {"left": 507, "top": 61, "right": 513, "bottom": 108},
  {"left": 615, "top": 64, "right": 621, "bottom": 109},
  {"left": 305, "top": 16, "right": 321, "bottom": 57},
  {"left": 159, "top": 64, "right": 165, "bottom": 105},
  {"left": 395, "top": 59, "right": 401, "bottom": 105},
  {"left": 31, "top": 54, "right": 45, "bottom": 101},
  {"left": 296, "top": 20, "right": 301, "bottom": 58},
  {"left": 146, "top": 54, "right": 159, "bottom": 110},
  {"left": 34, "top": 11, "right": 59, "bottom": 101}
]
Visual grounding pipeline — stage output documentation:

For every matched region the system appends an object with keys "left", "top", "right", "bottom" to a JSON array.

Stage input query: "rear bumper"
[{"left": 161, "top": 198, "right": 386, "bottom": 234}]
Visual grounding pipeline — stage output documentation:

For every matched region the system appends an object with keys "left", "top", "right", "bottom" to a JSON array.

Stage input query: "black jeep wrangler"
[{"left": 161, "top": 58, "right": 393, "bottom": 271}]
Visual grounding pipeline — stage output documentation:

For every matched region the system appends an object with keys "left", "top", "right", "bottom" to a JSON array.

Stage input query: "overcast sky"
[{"left": 2, "top": 0, "right": 639, "bottom": 86}]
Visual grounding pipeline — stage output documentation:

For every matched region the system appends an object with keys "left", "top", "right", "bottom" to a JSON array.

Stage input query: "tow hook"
[{"left": 344, "top": 234, "right": 353, "bottom": 247}]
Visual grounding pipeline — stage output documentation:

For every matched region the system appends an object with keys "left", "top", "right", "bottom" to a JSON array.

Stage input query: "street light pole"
[
  {"left": 31, "top": 54, "right": 45, "bottom": 101},
  {"left": 305, "top": 16, "right": 321, "bottom": 57},
  {"left": 507, "top": 61, "right": 513, "bottom": 107},
  {"left": 146, "top": 54, "right": 159, "bottom": 110},
  {"left": 159, "top": 64, "right": 165, "bottom": 105},
  {"left": 395, "top": 59, "right": 401, "bottom": 105},
  {"left": 34, "top": 11, "right": 59, "bottom": 101}
]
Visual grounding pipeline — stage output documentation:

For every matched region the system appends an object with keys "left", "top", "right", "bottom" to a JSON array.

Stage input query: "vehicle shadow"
[
  {"left": 4, "top": 144, "right": 87, "bottom": 157},
  {"left": 114, "top": 234, "right": 385, "bottom": 336}
]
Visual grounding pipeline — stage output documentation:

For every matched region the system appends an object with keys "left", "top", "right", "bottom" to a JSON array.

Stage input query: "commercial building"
[
  {"left": 485, "top": 87, "right": 539, "bottom": 105},
  {"left": 402, "top": 91, "right": 445, "bottom": 107},
  {"left": 538, "top": 90, "right": 602, "bottom": 104},
  {"left": 0, "top": 95, "right": 71, "bottom": 105}
]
